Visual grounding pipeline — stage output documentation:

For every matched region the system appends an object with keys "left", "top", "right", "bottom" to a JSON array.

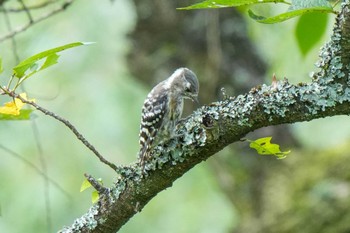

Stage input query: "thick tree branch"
[{"left": 59, "top": 1, "right": 350, "bottom": 232}]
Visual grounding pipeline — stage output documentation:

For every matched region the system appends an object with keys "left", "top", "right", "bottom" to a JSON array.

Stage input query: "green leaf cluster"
[
  {"left": 0, "top": 41, "right": 92, "bottom": 120},
  {"left": 179, "top": 0, "right": 335, "bottom": 58},
  {"left": 180, "top": 0, "right": 335, "bottom": 23},
  {"left": 178, "top": 0, "right": 335, "bottom": 24},
  {"left": 12, "top": 42, "right": 90, "bottom": 88}
]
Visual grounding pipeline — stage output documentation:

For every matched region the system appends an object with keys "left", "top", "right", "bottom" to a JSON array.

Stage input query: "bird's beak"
[{"left": 192, "top": 96, "right": 200, "bottom": 106}]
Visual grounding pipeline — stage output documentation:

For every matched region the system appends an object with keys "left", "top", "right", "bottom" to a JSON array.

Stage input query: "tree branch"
[
  {"left": 3, "top": 90, "right": 118, "bottom": 171},
  {"left": 0, "top": 144, "right": 71, "bottom": 199},
  {"left": 18, "top": 0, "right": 34, "bottom": 23},
  {"left": 0, "top": 0, "right": 57, "bottom": 13},
  {"left": 0, "top": 0, "right": 74, "bottom": 43},
  {"left": 56, "top": 2, "right": 350, "bottom": 232}
]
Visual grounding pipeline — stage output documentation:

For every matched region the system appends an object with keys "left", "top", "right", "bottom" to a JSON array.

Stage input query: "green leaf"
[
  {"left": 0, "top": 58, "right": 3, "bottom": 74},
  {"left": 40, "top": 53, "right": 60, "bottom": 71},
  {"left": 249, "top": 137, "right": 290, "bottom": 159},
  {"left": 248, "top": 6, "right": 333, "bottom": 24},
  {"left": 80, "top": 179, "right": 92, "bottom": 192},
  {"left": 0, "top": 109, "right": 33, "bottom": 120},
  {"left": 92, "top": 190, "right": 99, "bottom": 204},
  {"left": 295, "top": 12, "right": 328, "bottom": 56},
  {"left": 178, "top": 0, "right": 287, "bottom": 10},
  {"left": 13, "top": 42, "right": 92, "bottom": 78}
]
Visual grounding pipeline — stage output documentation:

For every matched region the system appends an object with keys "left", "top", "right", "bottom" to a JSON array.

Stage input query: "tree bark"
[{"left": 59, "top": 1, "right": 350, "bottom": 232}]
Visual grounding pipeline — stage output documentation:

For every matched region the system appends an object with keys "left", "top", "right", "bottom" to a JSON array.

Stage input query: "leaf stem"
[
  {"left": 6, "top": 74, "right": 15, "bottom": 89},
  {"left": 281, "top": 0, "right": 291, "bottom": 5},
  {"left": 1, "top": 88, "right": 118, "bottom": 171}
]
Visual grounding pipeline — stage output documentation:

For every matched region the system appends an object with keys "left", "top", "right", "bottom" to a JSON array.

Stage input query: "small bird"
[{"left": 138, "top": 67, "right": 199, "bottom": 166}]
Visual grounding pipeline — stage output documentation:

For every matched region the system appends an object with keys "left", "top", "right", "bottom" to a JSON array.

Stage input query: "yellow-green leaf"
[
  {"left": 92, "top": 190, "right": 99, "bottom": 204},
  {"left": 40, "top": 53, "right": 60, "bottom": 71},
  {"left": 249, "top": 137, "right": 290, "bottom": 159},
  {"left": 80, "top": 179, "right": 92, "bottom": 192}
]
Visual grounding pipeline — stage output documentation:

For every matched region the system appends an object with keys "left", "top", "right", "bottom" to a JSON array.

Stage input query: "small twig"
[
  {"left": 0, "top": 0, "right": 57, "bottom": 13},
  {"left": 6, "top": 74, "right": 16, "bottom": 91},
  {"left": 18, "top": 0, "right": 34, "bottom": 23},
  {"left": 5, "top": 90, "right": 118, "bottom": 171},
  {"left": 0, "top": 144, "right": 71, "bottom": 199},
  {"left": 2, "top": 5, "right": 20, "bottom": 63},
  {"left": 0, "top": 0, "right": 74, "bottom": 43},
  {"left": 32, "top": 119, "right": 52, "bottom": 232},
  {"left": 84, "top": 173, "right": 108, "bottom": 194},
  {"left": 333, "top": 0, "right": 341, "bottom": 8}
]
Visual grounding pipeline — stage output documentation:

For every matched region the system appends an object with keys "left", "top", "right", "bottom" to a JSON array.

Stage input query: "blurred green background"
[{"left": 1, "top": 1, "right": 350, "bottom": 233}]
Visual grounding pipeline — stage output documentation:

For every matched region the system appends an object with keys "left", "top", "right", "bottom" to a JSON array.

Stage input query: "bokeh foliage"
[{"left": 1, "top": 0, "right": 350, "bottom": 233}]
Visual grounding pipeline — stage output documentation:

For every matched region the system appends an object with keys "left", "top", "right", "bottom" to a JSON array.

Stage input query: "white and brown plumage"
[{"left": 139, "top": 67, "right": 199, "bottom": 165}]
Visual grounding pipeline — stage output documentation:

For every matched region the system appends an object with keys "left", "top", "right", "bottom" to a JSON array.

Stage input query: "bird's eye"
[{"left": 185, "top": 83, "right": 191, "bottom": 92}]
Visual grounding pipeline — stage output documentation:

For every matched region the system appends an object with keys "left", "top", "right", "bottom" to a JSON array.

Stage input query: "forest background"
[{"left": 1, "top": 0, "right": 350, "bottom": 233}]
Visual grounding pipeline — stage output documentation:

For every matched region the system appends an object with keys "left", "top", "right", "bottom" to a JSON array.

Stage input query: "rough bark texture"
[{"left": 58, "top": 2, "right": 350, "bottom": 232}]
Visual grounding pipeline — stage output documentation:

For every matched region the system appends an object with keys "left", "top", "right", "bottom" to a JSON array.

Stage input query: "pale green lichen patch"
[
  {"left": 110, "top": 179, "right": 127, "bottom": 200},
  {"left": 59, "top": 205, "right": 99, "bottom": 232},
  {"left": 116, "top": 163, "right": 143, "bottom": 181}
]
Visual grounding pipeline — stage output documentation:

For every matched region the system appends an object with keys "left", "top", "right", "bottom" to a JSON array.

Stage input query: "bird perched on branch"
[{"left": 138, "top": 67, "right": 199, "bottom": 167}]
